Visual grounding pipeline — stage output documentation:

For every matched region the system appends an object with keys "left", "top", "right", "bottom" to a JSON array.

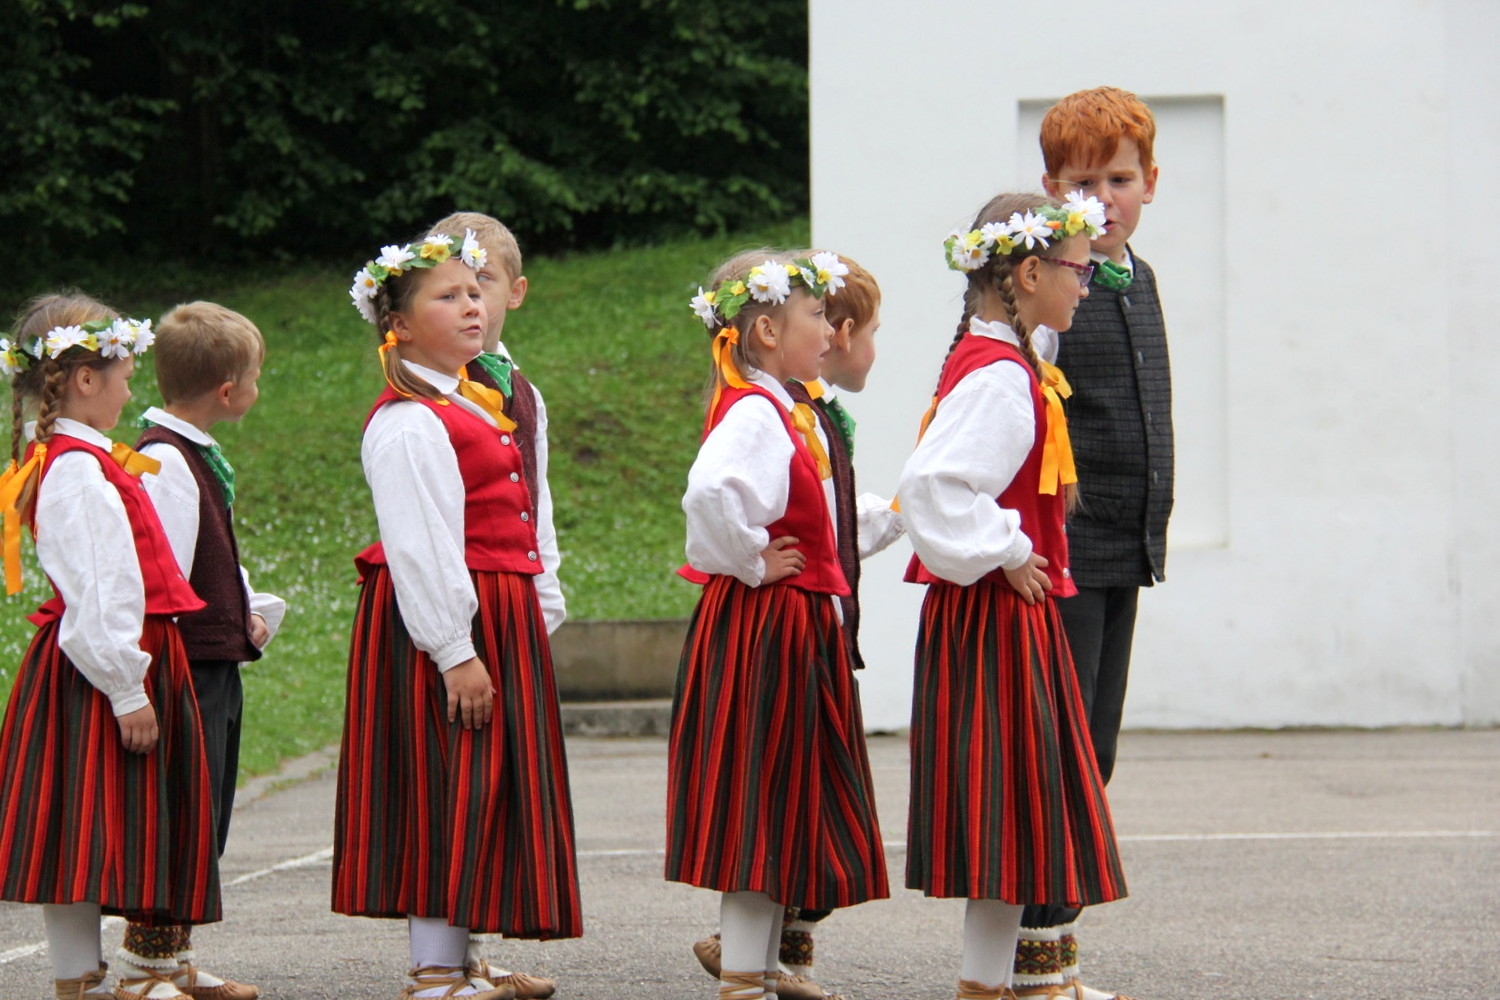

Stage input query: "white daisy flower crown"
[
  {"left": 689, "top": 251, "right": 847, "bottom": 329},
  {"left": 944, "top": 191, "right": 1107, "bottom": 273},
  {"left": 0, "top": 317, "right": 155, "bottom": 377},
  {"left": 349, "top": 228, "right": 488, "bottom": 325}
]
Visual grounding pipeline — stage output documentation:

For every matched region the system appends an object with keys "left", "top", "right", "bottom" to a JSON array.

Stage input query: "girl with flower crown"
[
  {"left": 0, "top": 292, "right": 222, "bottom": 1000},
  {"left": 332, "top": 230, "right": 580, "bottom": 1000},
  {"left": 898, "top": 192, "right": 1129, "bottom": 1000},
  {"left": 668, "top": 249, "right": 889, "bottom": 1000}
]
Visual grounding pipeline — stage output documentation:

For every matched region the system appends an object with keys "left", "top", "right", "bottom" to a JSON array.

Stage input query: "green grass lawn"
[{"left": 0, "top": 218, "right": 808, "bottom": 775}]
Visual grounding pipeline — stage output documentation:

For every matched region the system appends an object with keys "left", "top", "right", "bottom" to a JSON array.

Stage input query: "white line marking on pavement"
[{"left": 224, "top": 847, "right": 334, "bottom": 887}]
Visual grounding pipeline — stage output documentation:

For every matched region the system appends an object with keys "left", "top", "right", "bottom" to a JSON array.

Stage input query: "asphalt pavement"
[{"left": 2, "top": 728, "right": 1497, "bottom": 1000}]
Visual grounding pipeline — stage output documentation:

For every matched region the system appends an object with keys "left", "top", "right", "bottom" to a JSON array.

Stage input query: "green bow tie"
[
  {"left": 820, "top": 396, "right": 857, "bottom": 459},
  {"left": 469, "top": 351, "right": 514, "bottom": 398},
  {"left": 1093, "top": 258, "right": 1133, "bottom": 292}
]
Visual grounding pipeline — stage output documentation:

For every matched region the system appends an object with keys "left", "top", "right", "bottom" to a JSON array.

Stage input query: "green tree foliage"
[{"left": 1, "top": 0, "right": 809, "bottom": 258}]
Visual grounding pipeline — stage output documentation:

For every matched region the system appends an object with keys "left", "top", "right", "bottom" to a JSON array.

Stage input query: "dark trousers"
[
  {"left": 188, "top": 660, "right": 244, "bottom": 856},
  {"left": 1021, "top": 585, "right": 1139, "bottom": 929}
]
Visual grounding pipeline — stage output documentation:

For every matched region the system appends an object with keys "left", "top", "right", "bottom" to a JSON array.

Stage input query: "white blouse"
[
  {"left": 137, "top": 407, "right": 287, "bottom": 645},
  {"left": 818, "top": 379, "right": 906, "bottom": 560},
  {"left": 897, "top": 318, "right": 1037, "bottom": 586},
  {"left": 33, "top": 419, "right": 157, "bottom": 716},
  {"left": 362, "top": 362, "right": 563, "bottom": 672}
]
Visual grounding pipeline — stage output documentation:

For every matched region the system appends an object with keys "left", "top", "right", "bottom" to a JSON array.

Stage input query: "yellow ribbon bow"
[
  {"left": 110, "top": 441, "right": 162, "bottom": 479},
  {"left": 790, "top": 403, "right": 832, "bottom": 480},
  {"left": 457, "top": 367, "right": 518, "bottom": 432},
  {"left": 0, "top": 445, "right": 45, "bottom": 595},
  {"left": 1037, "top": 360, "right": 1078, "bottom": 496}
]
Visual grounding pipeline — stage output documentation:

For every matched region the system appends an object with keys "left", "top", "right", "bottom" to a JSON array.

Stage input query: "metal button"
[
  {"left": 1063, "top": 568, "right": 1071, "bottom": 578},
  {"left": 509, "top": 472, "right": 520, "bottom": 482},
  {"left": 527, "top": 551, "right": 538, "bottom": 561},
  {"left": 1137, "top": 350, "right": 1145, "bottom": 364},
  {"left": 500, "top": 435, "right": 511, "bottom": 446},
  {"left": 520, "top": 511, "right": 530, "bottom": 522}
]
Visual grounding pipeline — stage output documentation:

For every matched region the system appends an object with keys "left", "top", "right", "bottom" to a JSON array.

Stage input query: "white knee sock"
[
  {"left": 719, "top": 891, "right": 780, "bottom": 995},
  {"left": 960, "top": 899, "right": 1024, "bottom": 990},
  {"left": 43, "top": 902, "right": 103, "bottom": 980}
]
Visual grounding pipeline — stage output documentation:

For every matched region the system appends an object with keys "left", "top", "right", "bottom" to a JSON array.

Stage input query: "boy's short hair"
[
  {"left": 428, "top": 211, "right": 523, "bottom": 281},
  {"left": 153, "top": 301, "right": 264, "bottom": 404},
  {"left": 822, "top": 254, "right": 880, "bottom": 333},
  {"left": 1040, "top": 86, "right": 1157, "bottom": 176}
]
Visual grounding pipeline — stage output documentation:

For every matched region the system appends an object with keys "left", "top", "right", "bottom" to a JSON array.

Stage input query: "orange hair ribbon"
[
  {"left": 378, "top": 331, "right": 416, "bottom": 399},
  {"left": 706, "top": 325, "right": 751, "bottom": 432},
  {"left": 0, "top": 444, "right": 46, "bottom": 595}
]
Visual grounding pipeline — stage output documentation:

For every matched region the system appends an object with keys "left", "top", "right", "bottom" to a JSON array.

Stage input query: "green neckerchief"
[
  {"left": 1093, "top": 257, "right": 1133, "bottom": 292},
  {"left": 819, "top": 395, "right": 857, "bottom": 459},
  {"left": 138, "top": 416, "right": 235, "bottom": 507},
  {"left": 469, "top": 351, "right": 514, "bottom": 398}
]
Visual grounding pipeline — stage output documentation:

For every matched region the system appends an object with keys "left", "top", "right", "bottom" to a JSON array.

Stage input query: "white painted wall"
[{"left": 810, "top": 0, "right": 1500, "bottom": 730}]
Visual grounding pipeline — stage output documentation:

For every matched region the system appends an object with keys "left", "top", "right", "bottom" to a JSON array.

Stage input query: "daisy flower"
[
  {"left": 350, "top": 267, "right": 380, "bottom": 324},
  {"left": 690, "top": 288, "right": 718, "bottom": 327},
  {"left": 461, "top": 229, "right": 488, "bottom": 269},
  {"left": 419, "top": 234, "right": 455, "bottom": 262},
  {"left": 128, "top": 319, "right": 155, "bottom": 355},
  {"left": 0, "top": 339, "right": 23, "bottom": 376},
  {"left": 809, "top": 251, "right": 849, "bottom": 295},
  {"left": 947, "top": 231, "right": 989, "bottom": 272},
  {"left": 44, "top": 325, "right": 87, "bottom": 358},
  {"left": 1010, "top": 211, "right": 1055, "bottom": 250},
  {"left": 746, "top": 260, "right": 792, "bottom": 304},
  {"left": 98, "top": 319, "right": 133, "bottom": 360},
  {"left": 375, "top": 244, "right": 416, "bottom": 273},
  {"left": 1062, "top": 191, "right": 1107, "bottom": 236}
]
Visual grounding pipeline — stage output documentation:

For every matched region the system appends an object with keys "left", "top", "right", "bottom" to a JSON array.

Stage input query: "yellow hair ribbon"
[
  {"left": 110, "top": 441, "right": 161, "bottom": 478},
  {"left": 0, "top": 445, "right": 46, "bottom": 595},
  {"left": 1037, "top": 360, "right": 1078, "bottom": 496},
  {"left": 378, "top": 331, "right": 416, "bottom": 399},
  {"left": 790, "top": 403, "right": 832, "bottom": 480},
  {"left": 457, "top": 365, "right": 518, "bottom": 432},
  {"left": 706, "top": 325, "right": 751, "bottom": 431}
]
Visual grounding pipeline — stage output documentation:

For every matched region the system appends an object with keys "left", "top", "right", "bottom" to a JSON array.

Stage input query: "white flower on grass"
[
  {"left": 419, "top": 234, "right": 455, "bottom": 262},
  {"left": 0, "top": 339, "right": 23, "bottom": 376},
  {"left": 746, "top": 260, "right": 792, "bottom": 304},
  {"left": 128, "top": 319, "right": 155, "bottom": 355},
  {"left": 690, "top": 288, "right": 718, "bottom": 327},
  {"left": 43, "top": 325, "right": 87, "bottom": 358},
  {"left": 460, "top": 229, "right": 488, "bottom": 269},
  {"left": 1010, "top": 211, "right": 1055, "bottom": 250},
  {"left": 809, "top": 251, "right": 849, "bottom": 295},
  {"left": 350, "top": 267, "right": 380, "bottom": 324},
  {"left": 375, "top": 244, "right": 416, "bottom": 273},
  {"left": 1062, "top": 191, "right": 1107, "bottom": 235},
  {"left": 98, "top": 320, "right": 133, "bottom": 360}
]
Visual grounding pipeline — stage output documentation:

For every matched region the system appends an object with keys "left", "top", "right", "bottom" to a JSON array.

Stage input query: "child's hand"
[
  {"left": 118, "top": 704, "right": 159, "bottom": 754},
  {"left": 249, "top": 613, "right": 271, "bottom": 649},
  {"left": 442, "top": 657, "right": 495, "bottom": 730},
  {"left": 760, "top": 536, "right": 806, "bottom": 584},
  {"left": 1003, "top": 553, "right": 1052, "bottom": 605}
]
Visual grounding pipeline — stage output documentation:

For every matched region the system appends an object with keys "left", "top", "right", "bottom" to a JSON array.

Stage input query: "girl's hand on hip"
[
  {"left": 118, "top": 704, "right": 159, "bottom": 754},
  {"left": 443, "top": 657, "right": 495, "bottom": 730},
  {"left": 760, "top": 536, "right": 806, "bottom": 584},
  {"left": 1003, "top": 553, "right": 1052, "bottom": 605}
]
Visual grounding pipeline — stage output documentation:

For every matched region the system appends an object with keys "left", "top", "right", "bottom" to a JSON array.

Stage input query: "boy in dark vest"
[
  {"left": 122, "top": 301, "right": 285, "bottom": 1000},
  {"left": 691, "top": 254, "right": 904, "bottom": 1000},
  {"left": 1013, "top": 86, "right": 1174, "bottom": 1000}
]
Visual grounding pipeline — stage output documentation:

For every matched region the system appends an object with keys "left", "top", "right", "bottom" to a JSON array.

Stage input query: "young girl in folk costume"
[
  {"left": 668, "top": 250, "right": 889, "bottom": 1000},
  {"left": 0, "top": 294, "right": 221, "bottom": 1000},
  {"left": 334, "top": 230, "right": 581, "bottom": 1000},
  {"left": 898, "top": 193, "right": 1130, "bottom": 1000}
]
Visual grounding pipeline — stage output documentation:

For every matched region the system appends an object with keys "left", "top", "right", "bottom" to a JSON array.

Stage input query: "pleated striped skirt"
[
  {"left": 0, "top": 618, "right": 221, "bottom": 924},
  {"left": 666, "top": 575, "right": 889, "bottom": 910},
  {"left": 332, "top": 566, "right": 582, "bottom": 939},
  {"left": 906, "top": 581, "right": 1126, "bottom": 907}
]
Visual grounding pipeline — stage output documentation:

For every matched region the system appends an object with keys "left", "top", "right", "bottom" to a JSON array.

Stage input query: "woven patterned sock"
[
  {"left": 1012, "top": 926, "right": 1064, "bottom": 991},
  {"left": 120, "top": 923, "right": 180, "bottom": 969}
]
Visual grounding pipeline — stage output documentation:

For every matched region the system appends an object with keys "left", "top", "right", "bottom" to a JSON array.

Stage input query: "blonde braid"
[
  {"left": 32, "top": 361, "right": 68, "bottom": 446},
  {"left": 992, "top": 270, "right": 1041, "bottom": 377},
  {"left": 9, "top": 387, "right": 24, "bottom": 467}
]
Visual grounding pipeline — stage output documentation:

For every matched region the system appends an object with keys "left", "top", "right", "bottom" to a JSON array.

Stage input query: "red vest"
[
  {"left": 355, "top": 388, "right": 543, "bottom": 577},
  {"left": 29, "top": 433, "right": 206, "bottom": 626},
  {"left": 679, "top": 384, "right": 849, "bottom": 597},
  {"left": 905, "top": 335, "right": 1076, "bottom": 597}
]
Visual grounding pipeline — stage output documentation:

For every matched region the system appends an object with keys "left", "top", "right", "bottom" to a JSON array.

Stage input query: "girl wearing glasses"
[{"left": 896, "top": 192, "right": 1129, "bottom": 1000}]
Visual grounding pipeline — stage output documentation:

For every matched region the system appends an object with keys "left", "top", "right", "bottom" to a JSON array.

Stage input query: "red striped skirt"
[
  {"left": 0, "top": 618, "right": 221, "bottom": 924},
  {"left": 666, "top": 576, "right": 889, "bottom": 910},
  {"left": 906, "top": 581, "right": 1126, "bottom": 906},
  {"left": 332, "top": 566, "right": 581, "bottom": 938}
]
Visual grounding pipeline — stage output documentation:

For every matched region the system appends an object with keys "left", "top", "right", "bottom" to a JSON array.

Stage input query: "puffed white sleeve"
[
  {"left": 243, "top": 568, "right": 287, "bottom": 647},
  {"left": 527, "top": 383, "right": 566, "bottom": 635},
  {"left": 855, "top": 492, "right": 905, "bottom": 559},
  {"left": 362, "top": 404, "right": 478, "bottom": 671},
  {"left": 897, "top": 361, "right": 1037, "bottom": 585},
  {"left": 683, "top": 396, "right": 795, "bottom": 587},
  {"left": 34, "top": 454, "right": 152, "bottom": 717},
  {"left": 138, "top": 442, "right": 201, "bottom": 579}
]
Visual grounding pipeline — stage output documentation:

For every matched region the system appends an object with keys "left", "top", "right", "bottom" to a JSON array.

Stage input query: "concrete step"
[{"left": 559, "top": 698, "right": 673, "bottom": 738}]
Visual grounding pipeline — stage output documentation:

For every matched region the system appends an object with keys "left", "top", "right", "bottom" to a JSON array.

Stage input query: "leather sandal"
[
  {"left": 172, "top": 964, "right": 260, "bottom": 1000},
  {"left": 399, "top": 965, "right": 514, "bottom": 1000},
  {"left": 53, "top": 963, "right": 110, "bottom": 1000}
]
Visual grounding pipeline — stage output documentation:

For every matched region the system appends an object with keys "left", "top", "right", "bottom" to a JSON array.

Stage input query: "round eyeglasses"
[{"left": 1042, "top": 257, "right": 1095, "bottom": 288}]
